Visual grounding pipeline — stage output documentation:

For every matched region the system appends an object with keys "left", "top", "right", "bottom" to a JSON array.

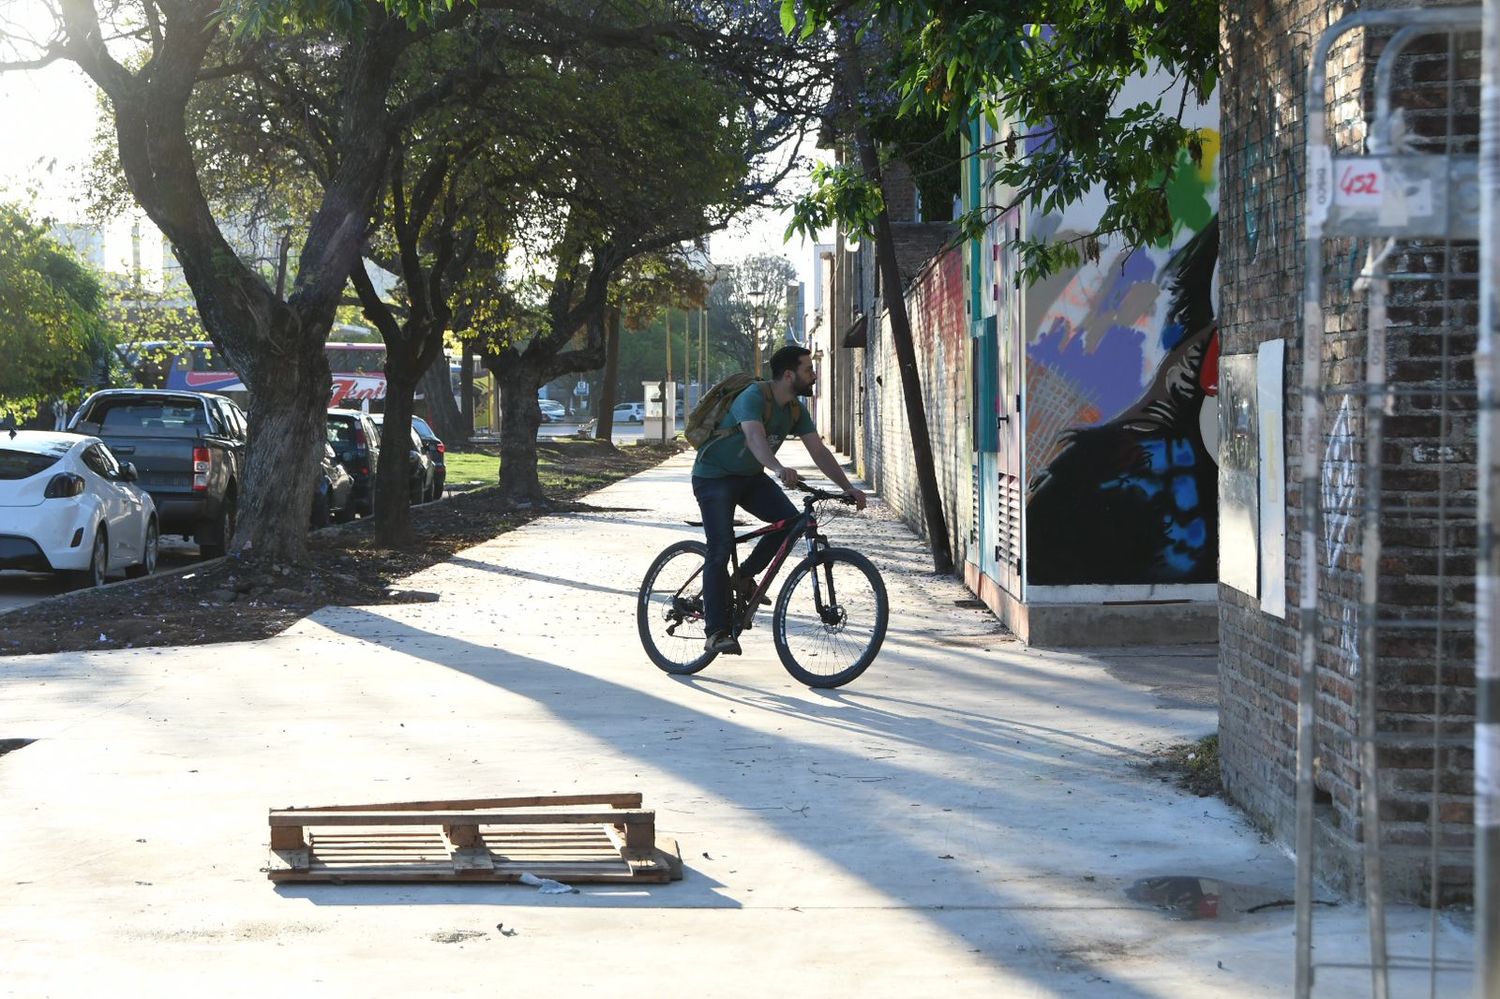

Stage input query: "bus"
[
  {"left": 152, "top": 340, "right": 387, "bottom": 408},
  {"left": 118, "top": 337, "right": 479, "bottom": 417}
]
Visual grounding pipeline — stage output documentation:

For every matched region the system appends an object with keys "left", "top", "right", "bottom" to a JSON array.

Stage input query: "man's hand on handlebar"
[
  {"left": 776, "top": 466, "right": 803, "bottom": 489},
  {"left": 843, "top": 487, "right": 867, "bottom": 511}
]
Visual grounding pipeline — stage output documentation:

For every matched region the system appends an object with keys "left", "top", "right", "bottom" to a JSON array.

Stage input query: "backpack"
[{"left": 684, "top": 374, "right": 801, "bottom": 449}]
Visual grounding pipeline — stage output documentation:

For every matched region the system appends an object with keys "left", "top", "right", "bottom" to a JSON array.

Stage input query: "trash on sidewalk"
[
  {"left": 519, "top": 872, "right": 577, "bottom": 894},
  {"left": 265, "top": 792, "right": 684, "bottom": 885}
]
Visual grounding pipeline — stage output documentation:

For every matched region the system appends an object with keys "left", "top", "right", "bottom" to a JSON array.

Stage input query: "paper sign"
[{"left": 1333, "top": 159, "right": 1386, "bottom": 208}]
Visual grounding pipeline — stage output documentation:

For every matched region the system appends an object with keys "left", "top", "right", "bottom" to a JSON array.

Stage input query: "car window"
[
  {"left": 326, "top": 419, "right": 356, "bottom": 447},
  {"left": 90, "top": 399, "right": 210, "bottom": 435},
  {"left": 81, "top": 444, "right": 119, "bottom": 478},
  {"left": 364, "top": 419, "right": 380, "bottom": 448},
  {"left": 206, "top": 400, "right": 229, "bottom": 436},
  {"left": 95, "top": 444, "right": 123, "bottom": 477},
  {"left": 219, "top": 401, "right": 246, "bottom": 440},
  {"left": 410, "top": 416, "right": 435, "bottom": 439},
  {"left": 0, "top": 445, "right": 68, "bottom": 480}
]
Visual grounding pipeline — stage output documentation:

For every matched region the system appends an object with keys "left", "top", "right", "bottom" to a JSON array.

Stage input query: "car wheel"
[
  {"left": 126, "top": 520, "right": 158, "bottom": 579},
  {"left": 198, "top": 492, "right": 236, "bottom": 559},
  {"left": 70, "top": 526, "right": 107, "bottom": 589}
]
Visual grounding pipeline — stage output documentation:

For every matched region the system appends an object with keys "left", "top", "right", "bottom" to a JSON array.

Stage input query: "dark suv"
[
  {"left": 369, "top": 414, "right": 438, "bottom": 504},
  {"left": 325, "top": 409, "right": 382, "bottom": 516},
  {"left": 410, "top": 415, "right": 446, "bottom": 501},
  {"left": 69, "top": 389, "right": 246, "bottom": 557}
]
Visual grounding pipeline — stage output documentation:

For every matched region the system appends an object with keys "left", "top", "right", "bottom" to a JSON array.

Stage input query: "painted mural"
[{"left": 1026, "top": 135, "right": 1221, "bottom": 586}]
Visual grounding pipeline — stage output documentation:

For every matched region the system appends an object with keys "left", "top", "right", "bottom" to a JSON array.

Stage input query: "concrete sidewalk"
[{"left": 0, "top": 447, "right": 1471, "bottom": 996}]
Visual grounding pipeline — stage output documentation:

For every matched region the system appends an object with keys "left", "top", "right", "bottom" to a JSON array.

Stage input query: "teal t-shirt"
[{"left": 691, "top": 383, "right": 816, "bottom": 478}]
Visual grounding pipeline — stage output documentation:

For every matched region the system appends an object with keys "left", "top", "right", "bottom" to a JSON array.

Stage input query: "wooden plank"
[
  {"left": 603, "top": 823, "right": 662, "bottom": 869},
  {"left": 443, "top": 824, "right": 482, "bottom": 848},
  {"left": 268, "top": 868, "right": 675, "bottom": 884},
  {"left": 270, "top": 826, "right": 306, "bottom": 850},
  {"left": 267, "top": 847, "right": 311, "bottom": 872},
  {"left": 266, "top": 795, "right": 680, "bottom": 885},
  {"left": 621, "top": 816, "right": 656, "bottom": 853},
  {"left": 441, "top": 824, "right": 494, "bottom": 872},
  {"left": 269, "top": 809, "right": 652, "bottom": 828},
  {"left": 281, "top": 793, "right": 644, "bottom": 813}
]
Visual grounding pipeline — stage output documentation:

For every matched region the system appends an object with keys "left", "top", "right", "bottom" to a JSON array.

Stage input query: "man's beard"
[{"left": 793, "top": 375, "right": 816, "bottom": 397}]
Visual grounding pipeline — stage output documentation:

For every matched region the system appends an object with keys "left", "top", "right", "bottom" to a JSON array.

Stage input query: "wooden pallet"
[{"left": 266, "top": 792, "right": 682, "bottom": 884}]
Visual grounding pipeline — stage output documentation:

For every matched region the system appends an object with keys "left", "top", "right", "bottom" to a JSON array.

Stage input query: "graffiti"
[
  {"left": 1026, "top": 214, "right": 1221, "bottom": 586},
  {"left": 1241, "top": 89, "right": 1278, "bottom": 261},
  {"left": 1321, "top": 396, "right": 1361, "bottom": 666}
]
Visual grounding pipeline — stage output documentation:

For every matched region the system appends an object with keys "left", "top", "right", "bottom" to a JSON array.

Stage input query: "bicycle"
[{"left": 636, "top": 485, "right": 889, "bottom": 688}]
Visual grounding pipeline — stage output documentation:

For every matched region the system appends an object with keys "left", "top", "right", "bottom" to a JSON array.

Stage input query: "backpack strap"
[{"left": 757, "top": 381, "right": 801, "bottom": 432}]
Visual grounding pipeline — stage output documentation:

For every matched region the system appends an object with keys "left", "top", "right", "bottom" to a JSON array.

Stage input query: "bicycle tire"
[
  {"left": 772, "top": 547, "right": 888, "bottom": 688},
  {"left": 638, "top": 539, "right": 718, "bottom": 675}
]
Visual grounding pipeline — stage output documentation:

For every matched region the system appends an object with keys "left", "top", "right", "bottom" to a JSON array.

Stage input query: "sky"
[{"left": 0, "top": 44, "right": 824, "bottom": 313}]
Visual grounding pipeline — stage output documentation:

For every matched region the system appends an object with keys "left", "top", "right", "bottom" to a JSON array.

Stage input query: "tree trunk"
[
  {"left": 494, "top": 361, "right": 546, "bottom": 502},
  {"left": 373, "top": 374, "right": 420, "bottom": 547},
  {"left": 419, "top": 350, "right": 466, "bottom": 445},
  {"left": 595, "top": 306, "right": 621, "bottom": 442},
  {"left": 238, "top": 329, "right": 330, "bottom": 562},
  {"left": 838, "top": 27, "right": 954, "bottom": 575}
]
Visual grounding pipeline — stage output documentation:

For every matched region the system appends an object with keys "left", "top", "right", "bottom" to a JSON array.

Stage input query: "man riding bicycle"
[{"left": 692, "top": 344, "right": 867, "bottom": 656}]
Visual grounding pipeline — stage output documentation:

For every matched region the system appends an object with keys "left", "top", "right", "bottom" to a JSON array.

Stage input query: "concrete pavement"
[{"left": 0, "top": 446, "right": 1471, "bottom": 996}]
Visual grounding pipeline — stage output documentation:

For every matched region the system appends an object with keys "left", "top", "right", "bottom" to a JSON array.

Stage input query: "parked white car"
[
  {"left": 0, "top": 431, "right": 159, "bottom": 588},
  {"left": 612, "top": 402, "right": 645, "bottom": 423},
  {"left": 538, "top": 399, "right": 567, "bottom": 422}
]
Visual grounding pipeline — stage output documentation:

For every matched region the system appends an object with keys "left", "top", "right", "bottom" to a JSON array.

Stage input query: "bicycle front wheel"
[
  {"left": 772, "top": 547, "right": 888, "bottom": 688},
  {"left": 638, "top": 540, "right": 717, "bottom": 675}
]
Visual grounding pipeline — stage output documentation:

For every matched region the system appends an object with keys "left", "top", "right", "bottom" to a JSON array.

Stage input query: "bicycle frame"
[{"left": 726, "top": 495, "right": 833, "bottom": 631}]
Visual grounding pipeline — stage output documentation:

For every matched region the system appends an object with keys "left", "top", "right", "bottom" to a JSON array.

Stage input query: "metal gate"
[{"left": 1297, "top": 8, "right": 1483, "bottom": 997}]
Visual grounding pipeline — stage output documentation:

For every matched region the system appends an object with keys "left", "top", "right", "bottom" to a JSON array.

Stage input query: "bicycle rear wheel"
[
  {"left": 772, "top": 547, "right": 888, "bottom": 688},
  {"left": 638, "top": 540, "right": 717, "bottom": 675}
]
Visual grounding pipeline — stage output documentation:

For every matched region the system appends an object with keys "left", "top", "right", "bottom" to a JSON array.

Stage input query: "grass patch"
[
  {"left": 1142, "top": 734, "right": 1221, "bottom": 798},
  {"left": 444, "top": 450, "right": 499, "bottom": 485}
]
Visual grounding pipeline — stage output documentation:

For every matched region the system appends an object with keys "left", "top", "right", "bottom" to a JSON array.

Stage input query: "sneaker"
[
  {"left": 704, "top": 630, "right": 742, "bottom": 655},
  {"left": 731, "top": 574, "right": 771, "bottom": 607}
]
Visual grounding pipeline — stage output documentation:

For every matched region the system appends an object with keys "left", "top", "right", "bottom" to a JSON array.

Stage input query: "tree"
[
  {"left": 468, "top": 36, "right": 805, "bottom": 502},
  {"left": 0, "top": 202, "right": 114, "bottom": 423},
  {"left": 786, "top": 0, "right": 1218, "bottom": 277},
  {"left": 1, "top": 1, "right": 448, "bottom": 563},
  {"left": 719, "top": 254, "right": 798, "bottom": 378},
  {"left": 596, "top": 248, "right": 712, "bottom": 440}
]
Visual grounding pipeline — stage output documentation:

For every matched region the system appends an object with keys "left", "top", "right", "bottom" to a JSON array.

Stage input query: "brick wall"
[
  {"left": 864, "top": 247, "right": 971, "bottom": 565},
  {"left": 1219, "top": 0, "right": 1479, "bottom": 902}
]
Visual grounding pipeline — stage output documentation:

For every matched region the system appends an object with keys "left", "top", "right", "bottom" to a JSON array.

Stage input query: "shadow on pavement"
[{"left": 306, "top": 605, "right": 1186, "bottom": 997}]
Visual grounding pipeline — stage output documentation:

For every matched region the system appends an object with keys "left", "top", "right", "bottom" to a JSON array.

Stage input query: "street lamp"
[{"left": 745, "top": 285, "right": 769, "bottom": 378}]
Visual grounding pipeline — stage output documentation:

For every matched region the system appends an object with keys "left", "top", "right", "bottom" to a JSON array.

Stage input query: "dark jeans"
[{"left": 692, "top": 472, "right": 799, "bottom": 637}]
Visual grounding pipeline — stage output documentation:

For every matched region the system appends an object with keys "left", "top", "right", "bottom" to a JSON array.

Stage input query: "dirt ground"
[{"left": 0, "top": 439, "right": 678, "bottom": 659}]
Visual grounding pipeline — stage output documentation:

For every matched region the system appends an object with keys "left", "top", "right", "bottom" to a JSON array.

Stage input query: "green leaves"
[
  {"left": 784, "top": 162, "right": 885, "bottom": 244},
  {"left": 0, "top": 203, "right": 116, "bottom": 421},
  {"left": 785, "top": 0, "right": 1220, "bottom": 281}
]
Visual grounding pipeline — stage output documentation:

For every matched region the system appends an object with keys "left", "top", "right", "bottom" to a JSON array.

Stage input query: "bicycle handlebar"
[{"left": 794, "top": 483, "right": 857, "bottom": 505}]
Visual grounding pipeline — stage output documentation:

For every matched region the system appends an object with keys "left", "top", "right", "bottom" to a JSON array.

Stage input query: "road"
[
  {"left": 0, "top": 537, "right": 199, "bottom": 617},
  {"left": 0, "top": 424, "right": 665, "bottom": 617},
  {"left": 538, "top": 419, "right": 678, "bottom": 444}
]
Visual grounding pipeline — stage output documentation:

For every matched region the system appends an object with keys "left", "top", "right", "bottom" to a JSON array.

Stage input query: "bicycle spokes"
[
  {"left": 772, "top": 547, "right": 888, "bottom": 689},
  {"left": 638, "top": 541, "right": 716, "bottom": 675}
]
